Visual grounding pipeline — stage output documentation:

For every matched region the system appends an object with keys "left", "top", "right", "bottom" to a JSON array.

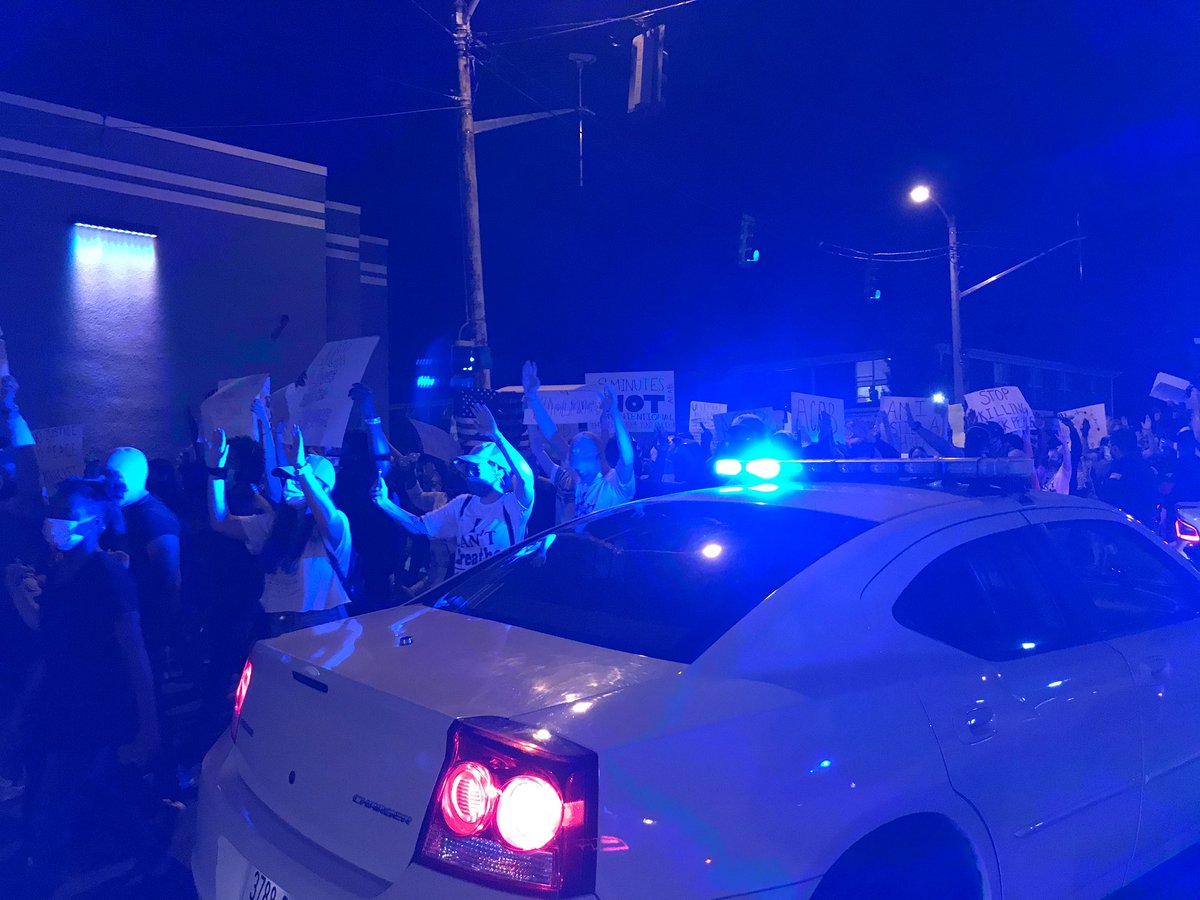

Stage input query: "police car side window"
[
  {"left": 893, "top": 528, "right": 1072, "bottom": 661},
  {"left": 1043, "top": 520, "right": 1200, "bottom": 640}
]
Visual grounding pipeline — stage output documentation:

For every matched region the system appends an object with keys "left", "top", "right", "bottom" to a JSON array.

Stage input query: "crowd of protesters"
[{"left": 2, "top": 354, "right": 1200, "bottom": 895}]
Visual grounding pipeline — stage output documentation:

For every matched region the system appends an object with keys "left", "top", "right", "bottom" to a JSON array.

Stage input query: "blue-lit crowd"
[{"left": 2, "top": 358, "right": 1199, "bottom": 895}]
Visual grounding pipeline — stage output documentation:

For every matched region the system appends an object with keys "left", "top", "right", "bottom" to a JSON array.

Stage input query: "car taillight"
[
  {"left": 231, "top": 658, "right": 252, "bottom": 742},
  {"left": 416, "top": 717, "right": 597, "bottom": 897},
  {"left": 1177, "top": 518, "right": 1200, "bottom": 543}
]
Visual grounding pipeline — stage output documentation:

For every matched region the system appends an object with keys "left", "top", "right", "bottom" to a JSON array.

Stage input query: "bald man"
[{"left": 105, "top": 447, "right": 181, "bottom": 678}]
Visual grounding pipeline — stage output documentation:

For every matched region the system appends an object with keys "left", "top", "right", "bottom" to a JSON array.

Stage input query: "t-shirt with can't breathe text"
[{"left": 420, "top": 492, "right": 532, "bottom": 577}]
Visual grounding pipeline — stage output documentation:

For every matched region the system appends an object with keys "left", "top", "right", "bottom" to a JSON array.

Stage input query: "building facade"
[{"left": 0, "top": 91, "right": 387, "bottom": 459}]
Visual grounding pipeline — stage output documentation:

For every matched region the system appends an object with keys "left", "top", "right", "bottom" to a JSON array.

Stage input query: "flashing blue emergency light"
[
  {"left": 745, "top": 458, "right": 782, "bottom": 479},
  {"left": 416, "top": 375, "right": 438, "bottom": 389},
  {"left": 714, "top": 459, "right": 743, "bottom": 477}
]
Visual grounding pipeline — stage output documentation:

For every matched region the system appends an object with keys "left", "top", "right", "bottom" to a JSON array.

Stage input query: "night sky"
[{"left": 4, "top": 1, "right": 1197, "bottom": 413}]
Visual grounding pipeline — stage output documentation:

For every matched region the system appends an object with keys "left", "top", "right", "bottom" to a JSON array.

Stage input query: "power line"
[
  {"left": 484, "top": 0, "right": 701, "bottom": 47},
  {"left": 101, "top": 105, "right": 461, "bottom": 131},
  {"left": 408, "top": 0, "right": 453, "bottom": 35},
  {"left": 820, "top": 242, "right": 949, "bottom": 262}
]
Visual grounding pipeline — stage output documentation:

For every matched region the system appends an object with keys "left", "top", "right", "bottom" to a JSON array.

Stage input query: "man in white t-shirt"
[
  {"left": 374, "top": 403, "right": 534, "bottom": 577},
  {"left": 523, "top": 361, "right": 635, "bottom": 523}
]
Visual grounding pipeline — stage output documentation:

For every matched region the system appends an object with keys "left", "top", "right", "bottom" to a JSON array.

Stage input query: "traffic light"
[
  {"left": 864, "top": 256, "right": 880, "bottom": 301},
  {"left": 738, "top": 214, "right": 759, "bottom": 267}
]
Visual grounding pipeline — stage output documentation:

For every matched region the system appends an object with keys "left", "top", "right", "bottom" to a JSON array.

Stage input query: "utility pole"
[
  {"left": 453, "top": 0, "right": 489, "bottom": 388},
  {"left": 947, "top": 214, "right": 964, "bottom": 403}
]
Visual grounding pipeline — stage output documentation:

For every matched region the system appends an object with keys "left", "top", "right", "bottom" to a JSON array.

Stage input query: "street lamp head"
[{"left": 909, "top": 185, "right": 932, "bottom": 204}]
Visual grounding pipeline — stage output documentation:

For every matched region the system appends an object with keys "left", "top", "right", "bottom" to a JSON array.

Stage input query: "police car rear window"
[{"left": 421, "top": 500, "right": 874, "bottom": 663}]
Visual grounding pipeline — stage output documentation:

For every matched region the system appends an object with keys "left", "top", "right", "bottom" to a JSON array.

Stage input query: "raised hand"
[
  {"left": 472, "top": 403, "right": 499, "bottom": 440},
  {"left": 204, "top": 429, "right": 229, "bottom": 469},
  {"left": 282, "top": 424, "right": 308, "bottom": 468},
  {"left": 521, "top": 360, "right": 541, "bottom": 396},
  {"left": 599, "top": 383, "right": 620, "bottom": 413},
  {"left": 349, "top": 382, "right": 377, "bottom": 417},
  {"left": 904, "top": 403, "right": 917, "bottom": 429}
]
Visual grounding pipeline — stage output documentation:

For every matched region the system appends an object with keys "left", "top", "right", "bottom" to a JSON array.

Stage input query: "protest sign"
[
  {"left": 201, "top": 374, "right": 270, "bottom": 439},
  {"left": 1151, "top": 372, "right": 1192, "bottom": 406},
  {"left": 584, "top": 370, "right": 675, "bottom": 433},
  {"left": 713, "top": 407, "right": 781, "bottom": 441},
  {"left": 947, "top": 405, "right": 966, "bottom": 447},
  {"left": 880, "top": 396, "right": 945, "bottom": 453},
  {"left": 32, "top": 425, "right": 84, "bottom": 490},
  {"left": 1059, "top": 403, "right": 1109, "bottom": 449},
  {"left": 688, "top": 401, "right": 727, "bottom": 438},
  {"left": 964, "top": 386, "right": 1033, "bottom": 434},
  {"left": 293, "top": 337, "right": 380, "bottom": 449},
  {"left": 523, "top": 387, "right": 603, "bottom": 427},
  {"left": 269, "top": 383, "right": 299, "bottom": 430},
  {"left": 410, "top": 417, "right": 462, "bottom": 464},
  {"left": 790, "top": 392, "right": 845, "bottom": 440}
]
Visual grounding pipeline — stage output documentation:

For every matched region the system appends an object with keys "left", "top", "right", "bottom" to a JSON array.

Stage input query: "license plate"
[{"left": 245, "top": 867, "right": 291, "bottom": 900}]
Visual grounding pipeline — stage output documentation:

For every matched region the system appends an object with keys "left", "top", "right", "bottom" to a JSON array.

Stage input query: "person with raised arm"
[
  {"left": 523, "top": 360, "right": 635, "bottom": 523},
  {"left": 207, "top": 421, "right": 352, "bottom": 637},
  {"left": 373, "top": 403, "right": 534, "bottom": 577}
]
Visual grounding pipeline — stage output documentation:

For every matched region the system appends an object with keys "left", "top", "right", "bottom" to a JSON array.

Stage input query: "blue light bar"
[
  {"left": 714, "top": 459, "right": 743, "bottom": 477},
  {"left": 745, "top": 458, "right": 782, "bottom": 479},
  {"left": 74, "top": 222, "right": 158, "bottom": 239}
]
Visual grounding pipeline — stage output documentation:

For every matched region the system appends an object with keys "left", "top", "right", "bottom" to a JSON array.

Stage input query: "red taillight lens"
[
  {"left": 441, "top": 762, "right": 497, "bottom": 836},
  {"left": 496, "top": 775, "right": 563, "bottom": 852},
  {"left": 231, "top": 658, "right": 252, "bottom": 741},
  {"left": 1177, "top": 518, "right": 1200, "bottom": 543},
  {"left": 416, "top": 717, "right": 597, "bottom": 897}
]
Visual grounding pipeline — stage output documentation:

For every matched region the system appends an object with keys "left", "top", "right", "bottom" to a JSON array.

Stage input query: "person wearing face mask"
[
  {"left": 206, "top": 423, "right": 352, "bottom": 638},
  {"left": 4, "top": 479, "right": 160, "bottom": 896},
  {"left": 373, "top": 403, "right": 534, "bottom": 577}
]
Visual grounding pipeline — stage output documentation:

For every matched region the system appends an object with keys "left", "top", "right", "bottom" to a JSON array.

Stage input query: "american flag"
[{"left": 453, "top": 388, "right": 528, "bottom": 451}]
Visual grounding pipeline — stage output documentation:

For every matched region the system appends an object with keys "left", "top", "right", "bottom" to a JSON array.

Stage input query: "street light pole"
[
  {"left": 910, "top": 185, "right": 964, "bottom": 402},
  {"left": 454, "top": 0, "right": 489, "bottom": 389}
]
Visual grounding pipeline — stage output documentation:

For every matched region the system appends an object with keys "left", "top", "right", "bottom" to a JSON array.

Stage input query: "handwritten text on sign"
[
  {"left": 790, "top": 392, "right": 845, "bottom": 440},
  {"left": 293, "top": 337, "right": 380, "bottom": 449},
  {"left": 585, "top": 371, "right": 675, "bottom": 433},
  {"left": 523, "top": 388, "right": 602, "bottom": 427},
  {"left": 32, "top": 425, "right": 84, "bottom": 491},
  {"left": 964, "top": 386, "right": 1033, "bottom": 434},
  {"left": 880, "top": 396, "right": 943, "bottom": 453}
]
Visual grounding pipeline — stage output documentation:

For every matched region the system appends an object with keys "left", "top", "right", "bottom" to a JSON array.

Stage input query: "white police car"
[{"left": 193, "top": 457, "right": 1200, "bottom": 899}]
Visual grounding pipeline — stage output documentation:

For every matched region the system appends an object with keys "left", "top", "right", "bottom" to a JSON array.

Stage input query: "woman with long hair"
[{"left": 206, "top": 422, "right": 352, "bottom": 638}]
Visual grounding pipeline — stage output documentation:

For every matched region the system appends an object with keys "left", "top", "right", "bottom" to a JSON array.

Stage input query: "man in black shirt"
[
  {"left": 106, "top": 447, "right": 182, "bottom": 674},
  {"left": 1097, "top": 428, "right": 1159, "bottom": 527},
  {"left": 4, "top": 479, "right": 159, "bottom": 895}
]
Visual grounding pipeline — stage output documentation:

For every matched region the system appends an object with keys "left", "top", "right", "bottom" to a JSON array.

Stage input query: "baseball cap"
[
  {"left": 455, "top": 442, "right": 511, "bottom": 481},
  {"left": 272, "top": 453, "right": 336, "bottom": 492}
]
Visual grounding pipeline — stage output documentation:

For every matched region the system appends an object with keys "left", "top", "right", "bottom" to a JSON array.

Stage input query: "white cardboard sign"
[
  {"left": 1151, "top": 372, "right": 1192, "bottom": 406},
  {"left": 32, "top": 425, "right": 84, "bottom": 490},
  {"left": 201, "top": 374, "right": 270, "bottom": 439},
  {"left": 790, "top": 392, "right": 845, "bottom": 440},
  {"left": 688, "top": 401, "right": 727, "bottom": 438},
  {"left": 1059, "top": 403, "right": 1109, "bottom": 449},
  {"left": 523, "top": 387, "right": 603, "bottom": 427},
  {"left": 965, "top": 386, "right": 1033, "bottom": 434},
  {"left": 293, "top": 337, "right": 380, "bottom": 449},
  {"left": 584, "top": 370, "right": 675, "bottom": 433},
  {"left": 880, "top": 396, "right": 944, "bottom": 453}
]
